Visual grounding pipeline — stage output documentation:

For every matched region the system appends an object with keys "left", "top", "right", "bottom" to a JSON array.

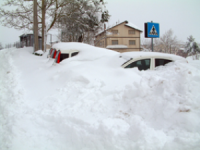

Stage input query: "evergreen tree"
[
  {"left": 58, "top": 0, "right": 109, "bottom": 44},
  {"left": 185, "top": 35, "right": 200, "bottom": 60},
  {"left": 0, "top": 42, "right": 3, "bottom": 50}
]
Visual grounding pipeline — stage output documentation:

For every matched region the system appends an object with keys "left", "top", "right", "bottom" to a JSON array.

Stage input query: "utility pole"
[
  {"left": 24, "top": 0, "right": 38, "bottom": 52},
  {"left": 34, "top": 0, "right": 38, "bottom": 52},
  {"left": 42, "top": 0, "right": 46, "bottom": 51}
]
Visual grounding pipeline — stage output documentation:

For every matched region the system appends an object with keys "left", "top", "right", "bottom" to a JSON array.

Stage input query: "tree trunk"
[
  {"left": 42, "top": 0, "right": 45, "bottom": 51},
  {"left": 34, "top": 0, "right": 38, "bottom": 51},
  {"left": 78, "top": 35, "right": 83, "bottom": 42}
]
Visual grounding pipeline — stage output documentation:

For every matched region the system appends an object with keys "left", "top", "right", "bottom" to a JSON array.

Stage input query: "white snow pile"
[
  {"left": 34, "top": 50, "right": 44, "bottom": 55},
  {"left": 52, "top": 42, "right": 118, "bottom": 60},
  {"left": 106, "top": 45, "right": 128, "bottom": 49},
  {"left": 0, "top": 42, "right": 200, "bottom": 150}
]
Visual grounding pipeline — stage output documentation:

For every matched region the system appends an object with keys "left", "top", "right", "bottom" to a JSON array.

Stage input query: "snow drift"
[{"left": 0, "top": 43, "right": 200, "bottom": 150}]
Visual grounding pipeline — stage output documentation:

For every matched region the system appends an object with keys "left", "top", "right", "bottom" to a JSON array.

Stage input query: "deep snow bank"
[{"left": 0, "top": 45, "right": 200, "bottom": 150}]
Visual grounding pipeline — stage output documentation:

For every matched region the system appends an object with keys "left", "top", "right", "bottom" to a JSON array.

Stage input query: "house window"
[
  {"left": 112, "top": 40, "right": 118, "bottom": 45},
  {"left": 112, "top": 30, "right": 118, "bottom": 34},
  {"left": 129, "top": 40, "right": 135, "bottom": 45},
  {"left": 129, "top": 30, "right": 135, "bottom": 34}
]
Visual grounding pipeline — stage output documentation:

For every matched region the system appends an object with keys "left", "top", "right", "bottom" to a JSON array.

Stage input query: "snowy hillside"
[{"left": 0, "top": 43, "right": 200, "bottom": 150}]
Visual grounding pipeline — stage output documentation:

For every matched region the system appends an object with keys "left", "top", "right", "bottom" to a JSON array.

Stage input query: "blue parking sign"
[{"left": 145, "top": 22, "right": 160, "bottom": 38}]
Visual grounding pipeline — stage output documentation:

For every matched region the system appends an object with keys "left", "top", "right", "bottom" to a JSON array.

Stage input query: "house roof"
[
  {"left": 95, "top": 20, "right": 142, "bottom": 37},
  {"left": 19, "top": 34, "right": 42, "bottom": 38}
]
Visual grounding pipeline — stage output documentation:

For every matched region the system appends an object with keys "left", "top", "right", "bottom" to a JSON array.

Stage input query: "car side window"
[
  {"left": 71, "top": 52, "right": 79, "bottom": 57},
  {"left": 155, "top": 59, "right": 172, "bottom": 67},
  {"left": 60, "top": 53, "right": 69, "bottom": 62},
  {"left": 125, "top": 59, "right": 151, "bottom": 71}
]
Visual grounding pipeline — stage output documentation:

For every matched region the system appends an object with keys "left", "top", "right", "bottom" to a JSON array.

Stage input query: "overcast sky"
[{"left": 0, "top": 0, "right": 199, "bottom": 46}]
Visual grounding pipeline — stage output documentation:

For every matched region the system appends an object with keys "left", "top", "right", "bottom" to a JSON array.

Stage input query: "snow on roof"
[
  {"left": 125, "top": 22, "right": 142, "bottom": 32},
  {"left": 106, "top": 45, "right": 128, "bottom": 49},
  {"left": 19, "top": 33, "right": 42, "bottom": 37},
  {"left": 96, "top": 20, "right": 142, "bottom": 36}
]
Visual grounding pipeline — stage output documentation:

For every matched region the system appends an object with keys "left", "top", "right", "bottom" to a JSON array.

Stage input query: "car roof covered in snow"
[
  {"left": 56, "top": 49, "right": 79, "bottom": 54},
  {"left": 51, "top": 42, "right": 118, "bottom": 61},
  {"left": 120, "top": 52, "right": 187, "bottom": 62}
]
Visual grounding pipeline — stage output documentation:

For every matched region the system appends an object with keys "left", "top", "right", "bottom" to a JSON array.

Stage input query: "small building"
[
  {"left": 94, "top": 20, "right": 143, "bottom": 52},
  {"left": 19, "top": 34, "right": 42, "bottom": 49},
  {"left": 176, "top": 48, "right": 188, "bottom": 58}
]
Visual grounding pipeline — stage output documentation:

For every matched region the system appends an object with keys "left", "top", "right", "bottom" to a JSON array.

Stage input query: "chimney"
[{"left": 104, "top": 24, "right": 106, "bottom": 31}]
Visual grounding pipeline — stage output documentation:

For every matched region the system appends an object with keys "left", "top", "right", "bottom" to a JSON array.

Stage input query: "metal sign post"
[{"left": 151, "top": 21, "right": 153, "bottom": 52}]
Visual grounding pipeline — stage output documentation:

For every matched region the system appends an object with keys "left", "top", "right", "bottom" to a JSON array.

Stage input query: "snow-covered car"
[
  {"left": 48, "top": 42, "right": 118, "bottom": 63},
  {"left": 120, "top": 52, "right": 187, "bottom": 71}
]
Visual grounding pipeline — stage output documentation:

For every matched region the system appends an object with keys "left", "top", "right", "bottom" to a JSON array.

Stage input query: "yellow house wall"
[
  {"left": 106, "top": 38, "right": 140, "bottom": 48},
  {"left": 95, "top": 22, "right": 142, "bottom": 51},
  {"left": 95, "top": 32, "right": 106, "bottom": 47},
  {"left": 107, "top": 22, "right": 140, "bottom": 37}
]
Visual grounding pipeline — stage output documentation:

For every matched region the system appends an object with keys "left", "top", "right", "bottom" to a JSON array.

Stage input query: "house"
[
  {"left": 19, "top": 34, "right": 42, "bottom": 49},
  {"left": 94, "top": 20, "right": 143, "bottom": 52},
  {"left": 176, "top": 48, "right": 188, "bottom": 58}
]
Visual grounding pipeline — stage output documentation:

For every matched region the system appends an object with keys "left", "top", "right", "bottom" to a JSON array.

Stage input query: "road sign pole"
[{"left": 151, "top": 21, "right": 153, "bottom": 52}]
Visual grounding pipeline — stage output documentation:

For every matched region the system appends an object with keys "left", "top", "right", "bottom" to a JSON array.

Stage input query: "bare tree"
[
  {"left": 160, "top": 29, "right": 178, "bottom": 53},
  {"left": 141, "top": 39, "right": 151, "bottom": 51},
  {"left": 0, "top": 0, "right": 73, "bottom": 32}
]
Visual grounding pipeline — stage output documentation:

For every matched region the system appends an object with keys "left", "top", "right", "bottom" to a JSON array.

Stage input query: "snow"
[
  {"left": 1, "top": 43, "right": 200, "bottom": 150},
  {"left": 125, "top": 22, "right": 143, "bottom": 32},
  {"left": 179, "top": 48, "right": 185, "bottom": 51},
  {"left": 34, "top": 50, "right": 44, "bottom": 55},
  {"left": 106, "top": 31, "right": 113, "bottom": 35},
  {"left": 121, "top": 52, "right": 187, "bottom": 62},
  {"left": 106, "top": 45, "right": 128, "bottom": 49}
]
